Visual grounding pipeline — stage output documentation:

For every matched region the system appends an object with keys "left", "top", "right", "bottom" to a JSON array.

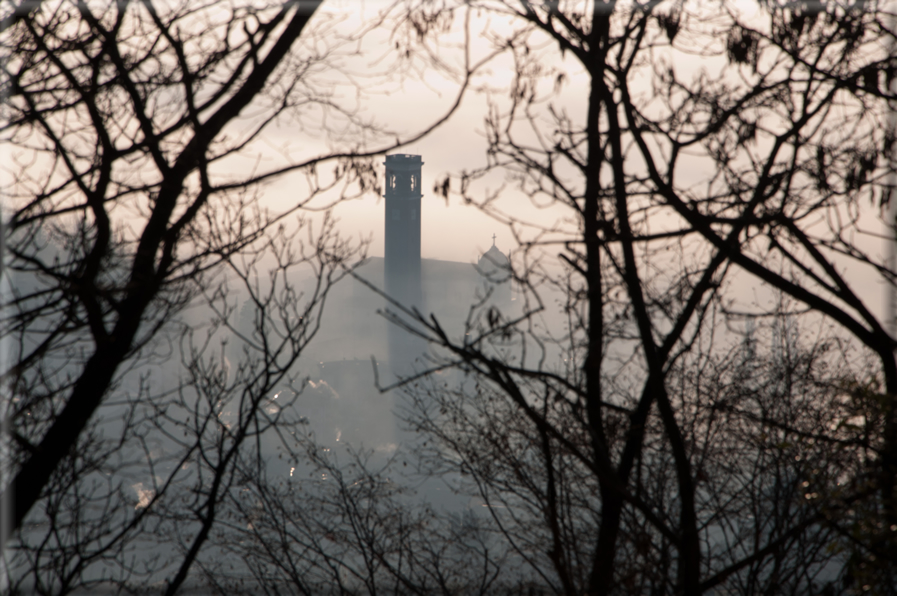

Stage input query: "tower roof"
[{"left": 384, "top": 153, "right": 423, "bottom": 171}]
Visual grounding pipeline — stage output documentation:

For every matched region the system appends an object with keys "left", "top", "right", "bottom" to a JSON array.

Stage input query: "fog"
[{"left": 5, "top": 1, "right": 895, "bottom": 593}]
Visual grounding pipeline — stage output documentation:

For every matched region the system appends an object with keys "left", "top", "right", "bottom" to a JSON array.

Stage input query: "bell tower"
[{"left": 383, "top": 154, "right": 424, "bottom": 373}]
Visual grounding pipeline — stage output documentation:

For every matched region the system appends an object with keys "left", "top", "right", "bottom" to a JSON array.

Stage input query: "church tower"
[{"left": 383, "top": 154, "right": 424, "bottom": 373}]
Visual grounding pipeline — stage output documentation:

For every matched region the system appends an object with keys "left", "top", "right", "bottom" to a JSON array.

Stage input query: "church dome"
[
  {"left": 477, "top": 241, "right": 510, "bottom": 284},
  {"left": 478, "top": 244, "right": 509, "bottom": 268}
]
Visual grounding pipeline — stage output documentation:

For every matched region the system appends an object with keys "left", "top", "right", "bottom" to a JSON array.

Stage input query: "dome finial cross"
[{"left": 492, "top": 233, "right": 496, "bottom": 246}]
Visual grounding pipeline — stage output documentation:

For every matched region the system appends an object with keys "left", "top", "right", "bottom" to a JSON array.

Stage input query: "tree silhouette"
[
  {"left": 5, "top": 1, "right": 897, "bottom": 594},
  {"left": 1, "top": 0, "right": 477, "bottom": 591},
  {"left": 386, "top": 1, "right": 897, "bottom": 593}
]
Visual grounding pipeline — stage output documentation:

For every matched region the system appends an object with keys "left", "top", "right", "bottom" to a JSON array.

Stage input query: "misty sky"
[
  {"left": 243, "top": 0, "right": 586, "bottom": 263},
  {"left": 247, "top": 2, "right": 806, "bottom": 262},
  {"left": 16, "top": 0, "right": 880, "bottom": 327}
]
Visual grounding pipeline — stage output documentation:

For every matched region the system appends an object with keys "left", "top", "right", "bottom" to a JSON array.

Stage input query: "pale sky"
[
  {"left": 249, "top": 0, "right": 585, "bottom": 264},
  {"left": 6, "top": 0, "right": 888, "bottom": 332},
  {"left": 247, "top": 0, "right": 893, "bottom": 339}
]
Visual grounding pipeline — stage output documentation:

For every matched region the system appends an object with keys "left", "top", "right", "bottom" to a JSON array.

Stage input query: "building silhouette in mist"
[
  {"left": 383, "top": 154, "right": 425, "bottom": 374},
  {"left": 297, "top": 153, "right": 513, "bottom": 450},
  {"left": 313, "top": 154, "right": 511, "bottom": 367}
]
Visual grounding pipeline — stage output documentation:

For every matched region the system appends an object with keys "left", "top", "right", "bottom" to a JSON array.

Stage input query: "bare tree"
[
  {"left": 6, "top": 0, "right": 896, "bottom": 594},
  {"left": 5, "top": 215, "right": 360, "bottom": 594},
  {"left": 374, "top": 1, "right": 897, "bottom": 594},
  {"left": 199, "top": 437, "right": 514, "bottom": 596},
  {"left": 1, "top": 0, "right": 479, "bottom": 591}
]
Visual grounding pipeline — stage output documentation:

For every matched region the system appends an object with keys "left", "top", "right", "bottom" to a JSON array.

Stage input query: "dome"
[
  {"left": 477, "top": 242, "right": 510, "bottom": 284},
  {"left": 478, "top": 245, "right": 509, "bottom": 269}
]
